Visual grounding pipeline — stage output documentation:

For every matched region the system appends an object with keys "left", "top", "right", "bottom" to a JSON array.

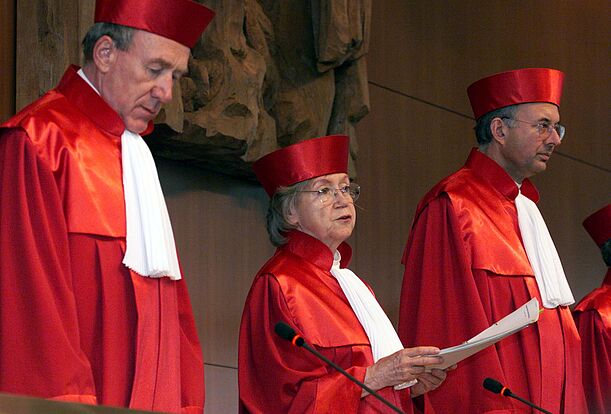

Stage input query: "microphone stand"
[
  {"left": 483, "top": 378, "right": 552, "bottom": 414},
  {"left": 502, "top": 390, "right": 552, "bottom": 414},
  {"left": 299, "top": 341, "right": 404, "bottom": 414},
  {"left": 275, "top": 321, "right": 404, "bottom": 414}
]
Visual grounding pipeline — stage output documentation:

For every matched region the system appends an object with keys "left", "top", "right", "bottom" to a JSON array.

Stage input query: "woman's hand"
[
  {"left": 362, "top": 346, "right": 445, "bottom": 395},
  {"left": 409, "top": 368, "right": 448, "bottom": 397}
]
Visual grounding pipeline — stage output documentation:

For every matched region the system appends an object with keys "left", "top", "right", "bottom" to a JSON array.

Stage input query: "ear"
[
  {"left": 92, "top": 35, "right": 117, "bottom": 73},
  {"left": 286, "top": 204, "right": 300, "bottom": 227},
  {"left": 489, "top": 117, "right": 507, "bottom": 145}
]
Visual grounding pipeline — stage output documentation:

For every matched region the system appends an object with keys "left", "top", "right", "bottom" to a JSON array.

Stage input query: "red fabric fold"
[
  {"left": 0, "top": 66, "right": 204, "bottom": 412},
  {"left": 573, "top": 269, "right": 611, "bottom": 414},
  {"left": 239, "top": 231, "right": 412, "bottom": 413},
  {"left": 399, "top": 150, "right": 586, "bottom": 413}
]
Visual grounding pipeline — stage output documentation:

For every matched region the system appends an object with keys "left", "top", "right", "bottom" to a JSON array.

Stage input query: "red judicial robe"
[
  {"left": 0, "top": 66, "right": 204, "bottom": 413},
  {"left": 398, "top": 149, "right": 587, "bottom": 413},
  {"left": 238, "top": 230, "right": 413, "bottom": 413},
  {"left": 573, "top": 269, "right": 611, "bottom": 414}
]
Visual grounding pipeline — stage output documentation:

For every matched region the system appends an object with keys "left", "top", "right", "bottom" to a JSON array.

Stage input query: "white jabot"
[
  {"left": 121, "top": 130, "right": 182, "bottom": 280},
  {"left": 331, "top": 252, "right": 416, "bottom": 389},
  {"left": 77, "top": 69, "right": 182, "bottom": 280},
  {"left": 515, "top": 189, "right": 574, "bottom": 308}
]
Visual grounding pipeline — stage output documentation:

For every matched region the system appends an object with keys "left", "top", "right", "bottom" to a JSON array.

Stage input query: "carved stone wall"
[{"left": 148, "top": 0, "right": 371, "bottom": 179}]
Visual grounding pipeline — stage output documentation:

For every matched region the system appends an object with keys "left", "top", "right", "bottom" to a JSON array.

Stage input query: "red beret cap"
[
  {"left": 95, "top": 0, "right": 215, "bottom": 48},
  {"left": 467, "top": 68, "right": 564, "bottom": 119},
  {"left": 253, "top": 135, "right": 350, "bottom": 197},
  {"left": 583, "top": 204, "right": 611, "bottom": 247}
]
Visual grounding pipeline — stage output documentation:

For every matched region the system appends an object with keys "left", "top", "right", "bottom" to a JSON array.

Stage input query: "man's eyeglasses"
[
  {"left": 297, "top": 183, "right": 361, "bottom": 206},
  {"left": 501, "top": 117, "right": 565, "bottom": 141}
]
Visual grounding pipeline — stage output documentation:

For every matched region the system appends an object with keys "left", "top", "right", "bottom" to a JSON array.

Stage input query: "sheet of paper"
[{"left": 424, "top": 298, "right": 540, "bottom": 371}]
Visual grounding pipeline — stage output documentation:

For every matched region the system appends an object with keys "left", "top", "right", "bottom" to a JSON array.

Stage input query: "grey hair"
[
  {"left": 266, "top": 180, "right": 311, "bottom": 247},
  {"left": 474, "top": 104, "right": 520, "bottom": 148},
  {"left": 82, "top": 22, "right": 135, "bottom": 63}
]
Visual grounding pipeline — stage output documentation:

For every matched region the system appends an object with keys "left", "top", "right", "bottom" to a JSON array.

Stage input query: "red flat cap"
[
  {"left": 253, "top": 135, "right": 350, "bottom": 197},
  {"left": 95, "top": 0, "right": 215, "bottom": 48},
  {"left": 583, "top": 204, "right": 611, "bottom": 247},
  {"left": 467, "top": 68, "right": 564, "bottom": 119}
]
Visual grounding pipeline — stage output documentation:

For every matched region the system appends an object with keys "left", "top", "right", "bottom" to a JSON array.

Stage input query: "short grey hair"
[
  {"left": 82, "top": 22, "right": 135, "bottom": 63},
  {"left": 474, "top": 104, "right": 519, "bottom": 147},
  {"left": 266, "top": 180, "right": 311, "bottom": 247}
]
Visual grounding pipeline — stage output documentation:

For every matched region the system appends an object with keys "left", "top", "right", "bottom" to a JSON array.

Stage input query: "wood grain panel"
[
  {"left": 203, "top": 365, "right": 238, "bottom": 413},
  {"left": 16, "top": 0, "right": 81, "bottom": 111},
  {"left": 0, "top": 0, "right": 15, "bottom": 121},
  {"left": 367, "top": 0, "right": 610, "bottom": 169}
]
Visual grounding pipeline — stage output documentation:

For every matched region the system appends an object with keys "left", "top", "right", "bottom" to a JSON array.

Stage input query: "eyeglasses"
[
  {"left": 297, "top": 182, "right": 361, "bottom": 205},
  {"left": 501, "top": 117, "right": 565, "bottom": 141}
]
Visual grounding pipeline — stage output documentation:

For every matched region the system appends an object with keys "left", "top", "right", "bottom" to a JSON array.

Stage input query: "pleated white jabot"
[
  {"left": 121, "top": 130, "right": 182, "bottom": 280},
  {"left": 515, "top": 190, "right": 574, "bottom": 308},
  {"left": 331, "top": 252, "right": 416, "bottom": 389}
]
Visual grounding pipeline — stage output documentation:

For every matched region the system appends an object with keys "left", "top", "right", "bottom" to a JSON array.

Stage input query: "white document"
[{"left": 425, "top": 298, "right": 540, "bottom": 371}]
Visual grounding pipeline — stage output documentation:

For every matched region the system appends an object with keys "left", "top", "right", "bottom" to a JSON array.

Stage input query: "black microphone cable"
[{"left": 275, "top": 321, "right": 405, "bottom": 414}]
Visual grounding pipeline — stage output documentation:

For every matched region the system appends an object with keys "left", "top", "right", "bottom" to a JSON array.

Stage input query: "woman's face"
[{"left": 288, "top": 173, "right": 356, "bottom": 252}]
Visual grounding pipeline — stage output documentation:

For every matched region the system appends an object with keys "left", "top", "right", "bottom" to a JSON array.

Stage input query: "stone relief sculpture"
[{"left": 149, "top": 0, "right": 371, "bottom": 179}]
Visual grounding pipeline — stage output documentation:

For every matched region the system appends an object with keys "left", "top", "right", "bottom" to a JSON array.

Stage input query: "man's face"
[
  {"left": 100, "top": 30, "right": 190, "bottom": 134},
  {"left": 498, "top": 102, "right": 562, "bottom": 182}
]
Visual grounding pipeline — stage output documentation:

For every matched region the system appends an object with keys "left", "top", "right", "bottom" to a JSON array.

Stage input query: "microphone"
[
  {"left": 483, "top": 378, "right": 552, "bottom": 414},
  {"left": 274, "top": 321, "right": 405, "bottom": 414}
]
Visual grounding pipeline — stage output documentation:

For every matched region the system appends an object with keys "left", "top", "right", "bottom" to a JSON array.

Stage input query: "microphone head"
[
  {"left": 483, "top": 378, "right": 504, "bottom": 394},
  {"left": 274, "top": 322, "right": 296, "bottom": 341},
  {"left": 274, "top": 322, "right": 305, "bottom": 346}
]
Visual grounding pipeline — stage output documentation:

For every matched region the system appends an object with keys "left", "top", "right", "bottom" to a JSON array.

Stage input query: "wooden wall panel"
[
  {"left": 15, "top": 0, "right": 81, "bottom": 111},
  {"left": 203, "top": 366, "right": 238, "bottom": 413},
  {"left": 0, "top": 0, "right": 15, "bottom": 121},
  {"left": 367, "top": 0, "right": 610, "bottom": 168}
]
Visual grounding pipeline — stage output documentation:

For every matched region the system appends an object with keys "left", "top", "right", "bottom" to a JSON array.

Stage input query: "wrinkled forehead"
[
  {"left": 306, "top": 173, "right": 350, "bottom": 187},
  {"left": 130, "top": 29, "right": 190, "bottom": 69}
]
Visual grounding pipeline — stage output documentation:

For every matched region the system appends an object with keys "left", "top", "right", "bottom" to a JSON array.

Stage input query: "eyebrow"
[
  {"left": 148, "top": 58, "right": 188, "bottom": 77},
  {"left": 537, "top": 117, "right": 560, "bottom": 124}
]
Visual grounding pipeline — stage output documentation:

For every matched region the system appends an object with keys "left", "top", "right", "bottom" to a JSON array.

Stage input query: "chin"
[{"left": 125, "top": 121, "right": 149, "bottom": 135}]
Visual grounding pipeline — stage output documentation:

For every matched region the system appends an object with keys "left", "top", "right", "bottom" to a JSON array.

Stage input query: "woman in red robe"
[{"left": 238, "top": 135, "right": 450, "bottom": 414}]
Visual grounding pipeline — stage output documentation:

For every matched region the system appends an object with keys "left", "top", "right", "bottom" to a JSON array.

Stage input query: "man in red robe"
[
  {"left": 398, "top": 68, "right": 587, "bottom": 413},
  {"left": 573, "top": 204, "right": 611, "bottom": 414},
  {"left": 0, "top": 1, "right": 214, "bottom": 412}
]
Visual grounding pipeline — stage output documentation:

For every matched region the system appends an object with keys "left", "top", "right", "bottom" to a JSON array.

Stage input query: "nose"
[
  {"left": 151, "top": 74, "right": 174, "bottom": 103},
  {"left": 547, "top": 128, "right": 562, "bottom": 146}
]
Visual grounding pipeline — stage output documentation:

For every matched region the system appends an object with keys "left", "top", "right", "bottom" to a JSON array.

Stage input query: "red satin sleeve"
[
  {"left": 0, "top": 128, "right": 97, "bottom": 404},
  {"left": 573, "top": 308, "right": 611, "bottom": 414},
  {"left": 238, "top": 273, "right": 367, "bottom": 413}
]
